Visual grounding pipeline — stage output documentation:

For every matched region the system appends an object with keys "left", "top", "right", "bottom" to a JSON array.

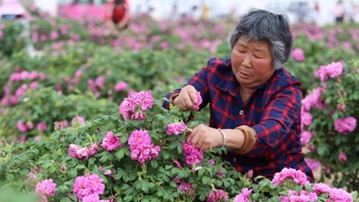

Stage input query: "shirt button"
[
  {"left": 239, "top": 110, "right": 243, "bottom": 115},
  {"left": 233, "top": 158, "right": 237, "bottom": 162}
]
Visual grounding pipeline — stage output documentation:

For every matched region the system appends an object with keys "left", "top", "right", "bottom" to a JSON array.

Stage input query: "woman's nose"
[{"left": 241, "top": 54, "right": 252, "bottom": 68}]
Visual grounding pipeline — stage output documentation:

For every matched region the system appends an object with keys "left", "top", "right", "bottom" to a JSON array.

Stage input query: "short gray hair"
[{"left": 229, "top": 9, "right": 293, "bottom": 69}]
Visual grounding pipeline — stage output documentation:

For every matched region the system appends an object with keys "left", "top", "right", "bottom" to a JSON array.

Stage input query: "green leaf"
[
  {"left": 201, "top": 176, "right": 211, "bottom": 185},
  {"left": 116, "top": 149, "right": 125, "bottom": 160},
  {"left": 123, "top": 195, "right": 133, "bottom": 201},
  {"left": 150, "top": 160, "right": 158, "bottom": 169},
  {"left": 60, "top": 197, "right": 73, "bottom": 202},
  {"left": 141, "top": 181, "right": 149, "bottom": 193}
]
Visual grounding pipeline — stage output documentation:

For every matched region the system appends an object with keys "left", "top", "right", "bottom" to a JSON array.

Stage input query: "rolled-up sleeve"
[{"left": 246, "top": 83, "right": 302, "bottom": 156}]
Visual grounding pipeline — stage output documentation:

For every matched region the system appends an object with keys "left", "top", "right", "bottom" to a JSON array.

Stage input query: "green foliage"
[
  {"left": 0, "top": 87, "right": 118, "bottom": 142},
  {"left": 1, "top": 94, "right": 358, "bottom": 201},
  {"left": 0, "top": 21, "right": 27, "bottom": 57}
]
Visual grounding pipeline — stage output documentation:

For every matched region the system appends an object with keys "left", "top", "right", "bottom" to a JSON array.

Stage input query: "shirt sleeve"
[{"left": 246, "top": 81, "right": 302, "bottom": 156}]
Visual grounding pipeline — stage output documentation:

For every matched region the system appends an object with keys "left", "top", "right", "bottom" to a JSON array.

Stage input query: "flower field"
[{"left": 1, "top": 7, "right": 359, "bottom": 202}]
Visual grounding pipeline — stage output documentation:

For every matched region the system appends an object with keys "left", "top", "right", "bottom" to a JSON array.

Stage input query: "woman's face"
[{"left": 231, "top": 38, "right": 275, "bottom": 89}]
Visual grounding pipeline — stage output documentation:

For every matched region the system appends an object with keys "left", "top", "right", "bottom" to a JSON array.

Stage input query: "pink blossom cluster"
[
  {"left": 10, "top": 70, "right": 45, "bottom": 82},
  {"left": 305, "top": 158, "right": 321, "bottom": 172},
  {"left": 166, "top": 122, "right": 186, "bottom": 135},
  {"left": 54, "top": 120, "right": 69, "bottom": 130},
  {"left": 301, "top": 111, "right": 313, "bottom": 127},
  {"left": 302, "top": 87, "right": 325, "bottom": 112},
  {"left": 35, "top": 179, "right": 56, "bottom": 196},
  {"left": 271, "top": 168, "right": 310, "bottom": 186},
  {"left": 280, "top": 190, "right": 318, "bottom": 202},
  {"left": 73, "top": 174, "right": 106, "bottom": 200},
  {"left": 68, "top": 143, "right": 99, "bottom": 160},
  {"left": 119, "top": 90, "right": 154, "bottom": 120},
  {"left": 82, "top": 193, "right": 109, "bottom": 202},
  {"left": 233, "top": 188, "right": 252, "bottom": 202},
  {"left": 35, "top": 179, "right": 56, "bottom": 202},
  {"left": 114, "top": 81, "right": 128, "bottom": 92},
  {"left": 314, "top": 61, "right": 344, "bottom": 82},
  {"left": 182, "top": 139, "right": 203, "bottom": 167},
  {"left": 300, "top": 131, "right": 312, "bottom": 145},
  {"left": 291, "top": 48, "right": 305, "bottom": 62},
  {"left": 71, "top": 116, "right": 86, "bottom": 126},
  {"left": 178, "top": 182, "right": 195, "bottom": 195},
  {"left": 88, "top": 76, "right": 105, "bottom": 97},
  {"left": 101, "top": 131, "right": 122, "bottom": 151},
  {"left": 338, "top": 152, "right": 347, "bottom": 162},
  {"left": 334, "top": 116, "right": 357, "bottom": 134},
  {"left": 326, "top": 187, "right": 353, "bottom": 202},
  {"left": 36, "top": 122, "right": 47, "bottom": 132},
  {"left": 128, "top": 130, "right": 160, "bottom": 166},
  {"left": 1, "top": 70, "right": 45, "bottom": 106},
  {"left": 193, "top": 91, "right": 203, "bottom": 111},
  {"left": 279, "top": 183, "right": 353, "bottom": 202},
  {"left": 17, "top": 120, "right": 34, "bottom": 132},
  {"left": 1, "top": 83, "right": 36, "bottom": 106},
  {"left": 206, "top": 189, "right": 229, "bottom": 202},
  {"left": 17, "top": 120, "right": 47, "bottom": 133}
]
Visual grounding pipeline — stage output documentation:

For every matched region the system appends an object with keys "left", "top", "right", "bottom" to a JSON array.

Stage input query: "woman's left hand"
[{"left": 187, "top": 124, "right": 223, "bottom": 151}]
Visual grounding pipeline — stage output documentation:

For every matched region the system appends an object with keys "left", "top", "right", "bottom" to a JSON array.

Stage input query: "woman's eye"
[{"left": 254, "top": 55, "right": 261, "bottom": 58}]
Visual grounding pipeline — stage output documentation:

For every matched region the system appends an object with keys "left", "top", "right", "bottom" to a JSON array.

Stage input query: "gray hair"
[{"left": 229, "top": 9, "right": 293, "bottom": 69}]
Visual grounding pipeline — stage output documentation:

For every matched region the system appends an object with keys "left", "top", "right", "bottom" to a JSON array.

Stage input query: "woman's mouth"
[{"left": 239, "top": 71, "right": 251, "bottom": 79}]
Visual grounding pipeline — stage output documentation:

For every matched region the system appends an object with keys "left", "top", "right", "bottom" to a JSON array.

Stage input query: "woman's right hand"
[{"left": 173, "top": 85, "right": 198, "bottom": 110}]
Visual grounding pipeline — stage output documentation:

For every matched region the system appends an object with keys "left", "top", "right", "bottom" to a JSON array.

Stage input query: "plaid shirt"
[{"left": 165, "top": 57, "right": 314, "bottom": 181}]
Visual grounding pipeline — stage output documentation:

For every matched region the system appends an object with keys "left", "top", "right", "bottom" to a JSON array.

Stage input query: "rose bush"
[
  {"left": 0, "top": 87, "right": 117, "bottom": 142},
  {"left": 301, "top": 59, "right": 359, "bottom": 191},
  {"left": 0, "top": 21, "right": 27, "bottom": 57},
  {"left": 0, "top": 90, "right": 357, "bottom": 201}
]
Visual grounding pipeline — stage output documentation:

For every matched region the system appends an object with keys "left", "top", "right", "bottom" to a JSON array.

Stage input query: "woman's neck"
[{"left": 239, "top": 86, "right": 255, "bottom": 103}]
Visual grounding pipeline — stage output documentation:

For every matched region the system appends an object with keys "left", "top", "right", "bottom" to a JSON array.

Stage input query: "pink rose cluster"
[
  {"left": 182, "top": 139, "right": 203, "bottom": 167},
  {"left": 71, "top": 116, "right": 86, "bottom": 126},
  {"left": 68, "top": 143, "right": 99, "bottom": 160},
  {"left": 302, "top": 87, "right": 325, "bottom": 112},
  {"left": 73, "top": 174, "right": 107, "bottom": 201},
  {"left": 334, "top": 116, "right": 357, "bottom": 134},
  {"left": 166, "top": 122, "right": 186, "bottom": 135},
  {"left": 193, "top": 90, "right": 203, "bottom": 111},
  {"left": 114, "top": 81, "right": 128, "bottom": 92},
  {"left": 206, "top": 189, "right": 229, "bottom": 202},
  {"left": 280, "top": 190, "right": 318, "bottom": 202},
  {"left": 271, "top": 168, "right": 310, "bottom": 186},
  {"left": 101, "top": 131, "right": 122, "bottom": 151},
  {"left": 281, "top": 183, "right": 353, "bottom": 202},
  {"left": 233, "top": 188, "right": 252, "bottom": 202},
  {"left": 270, "top": 169, "right": 354, "bottom": 202},
  {"left": 119, "top": 90, "right": 154, "bottom": 120},
  {"left": 1, "top": 70, "right": 45, "bottom": 106},
  {"left": 17, "top": 121, "right": 48, "bottom": 133},
  {"left": 35, "top": 179, "right": 56, "bottom": 202},
  {"left": 291, "top": 48, "right": 305, "bottom": 62},
  {"left": 128, "top": 130, "right": 160, "bottom": 166},
  {"left": 178, "top": 182, "right": 195, "bottom": 196},
  {"left": 314, "top": 61, "right": 344, "bottom": 82}
]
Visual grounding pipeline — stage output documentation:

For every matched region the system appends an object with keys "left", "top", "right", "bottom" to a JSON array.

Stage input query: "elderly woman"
[{"left": 164, "top": 9, "right": 314, "bottom": 182}]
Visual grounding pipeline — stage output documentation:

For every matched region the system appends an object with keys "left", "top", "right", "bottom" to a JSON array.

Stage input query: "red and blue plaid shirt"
[{"left": 165, "top": 57, "right": 314, "bottom": 182}]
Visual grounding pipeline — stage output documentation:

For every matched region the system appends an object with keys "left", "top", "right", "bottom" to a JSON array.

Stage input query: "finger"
[
  {"left": 183, "top": 92, "right": 194, "bottom": 109},
  {"left": 187, "top": 87, "right": 198, "bottom": 104},
  {"left": 189, "top": 131, "right": 200, "bottom": 147},
  {"left": 186, "top": 129, "right": 193, "bottom": 138}
]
